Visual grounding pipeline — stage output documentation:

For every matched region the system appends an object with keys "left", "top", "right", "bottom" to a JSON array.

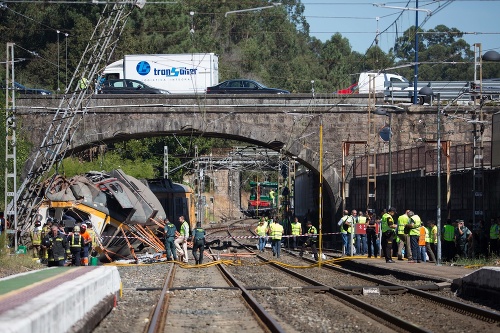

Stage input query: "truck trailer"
[{"left": 103, "top": 53, "right": 219, "bottom": 94}]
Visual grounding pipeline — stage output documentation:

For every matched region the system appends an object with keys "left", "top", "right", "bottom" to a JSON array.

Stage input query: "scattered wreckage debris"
[{"left": 35, "top": 169, "right": 168, "bottom": 262}]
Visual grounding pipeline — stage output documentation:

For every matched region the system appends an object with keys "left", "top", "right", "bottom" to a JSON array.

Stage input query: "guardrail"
[{"left": 385, "top": 81, "right": 500, "bottom": 105}]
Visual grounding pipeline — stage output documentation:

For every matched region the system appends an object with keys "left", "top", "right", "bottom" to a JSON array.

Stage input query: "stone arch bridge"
[{"left": 16, "top": 94, "right": 497, "bottom": 225}]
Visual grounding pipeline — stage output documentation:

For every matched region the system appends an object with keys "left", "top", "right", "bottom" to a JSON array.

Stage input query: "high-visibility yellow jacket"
[
  {"left": 381, "top": 213, "right": 395, "bottom": 233},
  {"left": 291, "top": 222, "right": 301, "bottom": 236},
  {"left": 397, "top": 214, "right": 409, "bottom": 235},
  {"left": 408, "top": 215, "right": 422, "bottom": 236}
]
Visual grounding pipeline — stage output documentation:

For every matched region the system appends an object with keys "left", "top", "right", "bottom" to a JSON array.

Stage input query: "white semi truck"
[{"left": 103, "top": 53, "right": 219, "bottom": 94}]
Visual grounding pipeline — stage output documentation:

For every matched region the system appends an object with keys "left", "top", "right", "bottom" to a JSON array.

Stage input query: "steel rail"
[
  {"left": 146, "top": 263, "right": 175, "bottom": 333},
  {"left": 228, "top": 229, "right": 431, "bottom": 333},
  {"left": 297, "top": 251, "right": 500, "bottom": 323},
  {"left": 205, "top": 223, "right": 286, "bottom": 333},
  {"left": 214, "top": 253, "right": 286, "bottom": 333}
]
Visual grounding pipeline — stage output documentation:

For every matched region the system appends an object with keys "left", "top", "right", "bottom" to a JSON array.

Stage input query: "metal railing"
[{"left": 385, "top": 81, "right": 500, "bottom": 104}]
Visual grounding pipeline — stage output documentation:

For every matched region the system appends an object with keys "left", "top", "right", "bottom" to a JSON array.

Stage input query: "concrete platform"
[
  {"left": 452, "top": 266, "right": 500, "bottom": 301},
  {"left": 0, "top": 266, "right": 121, "bottom": 333},
  {"left": 349, "top": 257, "right": 476, "bottom": 282}
]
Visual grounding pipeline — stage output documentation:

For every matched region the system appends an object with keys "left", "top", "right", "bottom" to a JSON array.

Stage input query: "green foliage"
[
  {"left": 1, "top": 1, "right": 493, "bottom": 187},
  {"left": 392, "top": 24, "right": 484, "bottom": 81},
  {"left": 60, "top": 153, "right": 155, "bottom": 179}
]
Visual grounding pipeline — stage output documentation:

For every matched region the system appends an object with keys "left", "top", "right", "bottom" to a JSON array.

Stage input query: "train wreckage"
[{"left": 35, "top": 169, "right": 192, "bottom": 262}]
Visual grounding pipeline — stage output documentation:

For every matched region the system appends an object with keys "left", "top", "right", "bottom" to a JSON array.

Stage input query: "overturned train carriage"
[
  {"left": 144, "top": 178, "right": 195, "bottom": 230},
  {"left": 38, "top": 169, "right": 166, "bottom": 262}
]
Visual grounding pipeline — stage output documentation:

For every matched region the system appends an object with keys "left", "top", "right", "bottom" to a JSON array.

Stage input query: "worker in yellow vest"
[
  {"left": 442, "top": 219, "right": 456, "bottom": 261},
  {"left": 381, "top": 207, "right": 397, "bottom": 263},
  {"left": 299, "top": 221, "right": 318, "bottom": 261},
  {"left": 337, "top": 210, "right": 350, "bottom": 255},
  {"left": 30, "top": 220, "right": 43, "bottom": 260},
  {"left": 396, "top": 210, "right": 412, "bottom": 260},
  {"left": 269, "top": 219, "right": 284, "bottom": 258},
  {"left": 290, "top": 217, "right": 302, "bottom": 250},
  {"left": 407, "top": 211, "right": 422, "bottom": 263},
  {"left": 255, "top": 219, "right": 268, "bottom": 252},
  {"left": 425, "top": 220, "right": 437, "bottom": 262}
]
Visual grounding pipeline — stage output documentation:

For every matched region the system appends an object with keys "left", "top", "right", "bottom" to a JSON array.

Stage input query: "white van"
[{"left": 357, "top": 72, "right": 409, "bottom": 94}]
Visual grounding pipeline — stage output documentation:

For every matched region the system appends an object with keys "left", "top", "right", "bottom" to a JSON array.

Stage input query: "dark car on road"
[
  {"left": 206, "top": 79, "right": 289, "bottom": 94},
  {"left": 99, "top": 79, "right": 169, "bottom": 94},
  {"left": 0, "top": 81, "right": 52, "bottom": 95}
]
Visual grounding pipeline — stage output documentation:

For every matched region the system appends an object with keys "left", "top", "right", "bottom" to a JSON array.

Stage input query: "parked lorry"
[{"left": 102, "top": 53, "right": 219, "bottom": 94}]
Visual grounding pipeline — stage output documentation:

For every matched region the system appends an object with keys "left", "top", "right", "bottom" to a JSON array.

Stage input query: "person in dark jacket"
[
  {"left": 42, "top": 224, "right": 70, "bottom": 267},
  {"left": 68, "top": 225, "right": 84, "bottom": 266},
  {"left": 164, "top": 218, "right": 178, "bottom": 261},
  {"left": 191, "top": 223, "right": 206, "bottom": 265}
]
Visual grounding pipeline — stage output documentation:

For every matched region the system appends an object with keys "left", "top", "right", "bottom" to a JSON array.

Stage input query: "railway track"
[
  {"left": 225, "top": 221, "right": 500, "bottom": 332},
  {"left": 116, "top": 218, "right": 499, "bottom": 333},
  {"left": 144, "top": 220, "right": 279, "bottom": 333}
]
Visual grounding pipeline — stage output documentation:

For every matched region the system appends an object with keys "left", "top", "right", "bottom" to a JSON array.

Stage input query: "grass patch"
[
  {"left": 0, "top": 234, "right": 44, "bottom": 278},
  {"left": 451, "top": 255, "right": 500, "bottom": 268}
]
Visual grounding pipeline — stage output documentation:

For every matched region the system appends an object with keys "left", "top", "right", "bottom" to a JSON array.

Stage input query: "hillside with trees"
[{"left": 1, "top": 0, "right": 499, "bottom": 186}]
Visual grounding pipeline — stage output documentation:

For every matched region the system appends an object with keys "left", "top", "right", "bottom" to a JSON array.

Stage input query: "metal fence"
[
  {"left": 385, "top": 81, "right": 500, "bottom": 104},
  {"left": 353, "top": 141, "right": 491, "bottom": 177}
]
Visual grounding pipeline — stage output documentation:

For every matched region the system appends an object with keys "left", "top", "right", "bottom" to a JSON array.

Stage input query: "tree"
[{"left": 393, "top": 25, "right": 474, "bottom": 81}]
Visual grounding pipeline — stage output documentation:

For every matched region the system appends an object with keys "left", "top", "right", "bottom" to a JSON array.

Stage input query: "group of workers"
[
  {"left": 163, "top": 216, "right": 206, "bottom": 265},
  {"left": 254, "top": 216, "right": 319, "bottom": 260},
  {"left": 30, "top": 216, "right": 95, "bottom": 267},
  {"left": 339, "top": 207, "right": 500, "bottom": 263}
]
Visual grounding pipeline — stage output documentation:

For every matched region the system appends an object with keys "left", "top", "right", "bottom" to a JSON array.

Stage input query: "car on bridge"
[
  {"left": 206, "top": 79, "right": 289, "bottom": 94},
  {"left": 99, "top": 79, "right": 170, "bottom": 94},
  {"left": 0, "top": 81, "right": 52, "bottom": 95}
]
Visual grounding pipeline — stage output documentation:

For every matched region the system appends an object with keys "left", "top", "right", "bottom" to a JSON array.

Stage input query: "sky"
[{"left": 301, "top": 0, "right": 500, "bottom": 55}]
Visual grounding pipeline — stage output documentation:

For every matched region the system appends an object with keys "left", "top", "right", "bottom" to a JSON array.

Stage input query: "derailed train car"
[
  {"left": 143, "top": 178, "right": 196, "bottom": 230},
  {"left": 38, "top": 169, "right": 166, "bottom": 262}
]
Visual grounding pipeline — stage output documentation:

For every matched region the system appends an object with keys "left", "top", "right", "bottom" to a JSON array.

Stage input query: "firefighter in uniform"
[
  {"left": 68, "top": 225, "right": 84, "bottom": 266},
  {"left": 191, "top": 222, "right": 206, "bottom": 265},
  {"left": 30, "top": 220, "right": 43, "bottom": 259},
  {"left": 43, "top": 224, "right": 70, "bottom": 267},
  {"left": 299, "top": 221, "right": 318, "bottom": 260},
  {"left": 381, "top": 207, "right": 397, "bottom": 263},
  {"left": 290, "top": 217, "right": 302, "bottom": 250}
]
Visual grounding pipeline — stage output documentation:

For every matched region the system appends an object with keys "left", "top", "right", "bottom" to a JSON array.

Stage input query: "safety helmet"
[
  {"left": 35, "top": 221, "right": 41, "bottom": 227},
  {"left": 73, "top": 225, "right": 80, "bottom": 233},
  {"left": 80, "top": 223, "right": 87, "bottom": 231}
]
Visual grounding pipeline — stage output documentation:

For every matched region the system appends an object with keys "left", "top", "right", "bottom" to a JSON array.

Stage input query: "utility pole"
[
  {"left": 4, "top": 42, "right": 18, "bottom": 251},
  {"left": 366, "top": 74, "right": 377, "bottom": 211},
  {"left": 163, "top": 146, "right": 168, "bottom": 179}
]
